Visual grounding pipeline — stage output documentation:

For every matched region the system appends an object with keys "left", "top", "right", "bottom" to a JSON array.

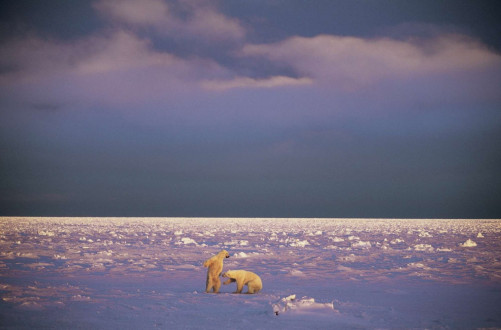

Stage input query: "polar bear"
[
  {"left": 203, "top": 250, "right": 230, "bottom": 293},
  {"left": 222, "top": 270, "right": 262, "bottom": 294}
]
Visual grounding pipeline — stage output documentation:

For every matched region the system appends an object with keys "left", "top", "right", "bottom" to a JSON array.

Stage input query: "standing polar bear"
[
  {"left": 222, "top": 270, "right": 262, "bottom": 294},
  {"left": 203, "top": 250, "right": 230, "bottom": 293}
]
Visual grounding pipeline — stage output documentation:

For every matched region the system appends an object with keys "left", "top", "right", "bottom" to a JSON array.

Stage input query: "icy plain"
[{"left": 1, "top": 217, "right": 500, "bottom": 329}]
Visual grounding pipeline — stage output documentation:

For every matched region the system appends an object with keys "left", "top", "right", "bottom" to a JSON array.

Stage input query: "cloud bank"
[
  {"left": 1, "top": 0, "right": 500, "bottom": 111},
  {"left": 241, "top": 34, "right": 501, "bottom": 91},
  {"left": 0, "top": 0, "right": 500, "bottom": 116}
]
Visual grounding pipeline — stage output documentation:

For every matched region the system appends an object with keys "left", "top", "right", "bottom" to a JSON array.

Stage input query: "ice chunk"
[
  {"left": 273, "top": 295, "right": 295, "bottom": 315},
  {"left": 272, "top": 294, "right": 334, "bottom": 315},
  {"left": 460, "top": 239, "right": 477, "bottom": 247},
  {"left": 37, "top": 230, "right": 55, "bottom": 236},
  {"left": 390, "top": 238, "right": 405, "bottom": 244},
  {"left": 351, "top": 241, "right": 371, "bottom": 248},
  {"left": 288, "top": 269, "right": 306, "bottom": 277},
  {"left": 414, "top": 244, "right": 434, "bottom": 252},
  {"left": 408, "top": 262, "right": 429, "bottom": 269},
  {"left": 177, "top": 237, "right": 197, "bottom": 245},
  {"left": 289, "top": 239, "right": 310, "bottom": 247}
]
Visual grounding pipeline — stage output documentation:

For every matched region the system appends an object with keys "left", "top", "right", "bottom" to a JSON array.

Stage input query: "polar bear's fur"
[
  {"left": 203, "top": 250, "right": 230, "bottom": 293},
  {"left": 222, "top": 269, "right": 262, "bottom": 294}
]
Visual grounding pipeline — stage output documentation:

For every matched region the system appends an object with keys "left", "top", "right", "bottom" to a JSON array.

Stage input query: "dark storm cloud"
[{"left": 0, "top": 0, "right": 500, "bottom": 217}]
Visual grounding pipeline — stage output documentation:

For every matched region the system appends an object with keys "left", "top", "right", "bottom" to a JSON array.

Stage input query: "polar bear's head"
[
  {"left": 219, "top": 250, "right": 230, "bottom": 259},
  {"left": 222, "top": 270, "right": 234, "bottom": 278}
]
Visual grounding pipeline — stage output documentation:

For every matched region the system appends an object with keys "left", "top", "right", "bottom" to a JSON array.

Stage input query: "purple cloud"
[
  {"left": 0, "top": 29, "right": 229, "bottom": 107},
  {"left": 0, "top": 2, "right": 500, "bottom": 115},
  {"left": 241, "top": 34, "right": 501, "bottom": 91},
  {"left": 94, "top": 0, "right": 246, "bottom": 43}
]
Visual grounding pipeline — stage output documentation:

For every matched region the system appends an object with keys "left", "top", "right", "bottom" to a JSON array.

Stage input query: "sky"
[{"left": 1, "top": 0, "right": 500, "bottom": 218}]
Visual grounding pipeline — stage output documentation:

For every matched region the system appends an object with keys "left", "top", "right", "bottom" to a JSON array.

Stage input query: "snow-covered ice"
[{"left": 1, "top": 217, "right": 501, "bottom": 329}]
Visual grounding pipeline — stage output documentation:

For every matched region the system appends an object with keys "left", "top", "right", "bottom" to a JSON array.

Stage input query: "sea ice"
[{"left": 1, "top": 217, "right": 500, "bottom": 329}]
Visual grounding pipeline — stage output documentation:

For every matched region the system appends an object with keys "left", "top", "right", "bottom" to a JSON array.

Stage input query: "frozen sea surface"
[{"left": 1, "top": 217, "right": 501, "bottom": 329}]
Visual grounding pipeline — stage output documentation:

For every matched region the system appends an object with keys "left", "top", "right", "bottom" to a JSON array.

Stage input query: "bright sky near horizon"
[{"left": 1, "top": 0, "right": 500, "bottom": 218}]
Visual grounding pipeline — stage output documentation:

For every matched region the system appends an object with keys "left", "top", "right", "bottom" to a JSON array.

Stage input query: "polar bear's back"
[
  {"left": 225, "top": 269, "right": 262, "bottom": 293},
  {"left": 225, "top": 269, "right": 258, "bottom": 279}
]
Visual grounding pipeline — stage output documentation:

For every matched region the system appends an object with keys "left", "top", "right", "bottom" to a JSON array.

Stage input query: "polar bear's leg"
[
  {"left": 246, "top": 280, "right": 256, "bottom": 294},
  {"left": 235, "top": 280, "right": 244, "bottom": 293},
  {"left": 206, "top": 273, "right": 221, "bottom": 293},
  {"left": 206, "top": 275, "right": 213, "bottom": 293},
  {"left": 213, "top": 277, "right": 221, "bottom": 293},
  {"left": 246, "top": 279, "right": 262, "bottom": 294}
]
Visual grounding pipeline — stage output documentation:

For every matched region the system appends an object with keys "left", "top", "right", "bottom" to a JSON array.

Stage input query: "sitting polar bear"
[
  {"left": 203, "top": 250, "right": 230, "bottom": 293},
  {"left": 222, "top": 270, "right": 262, "bottom": 294}
]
